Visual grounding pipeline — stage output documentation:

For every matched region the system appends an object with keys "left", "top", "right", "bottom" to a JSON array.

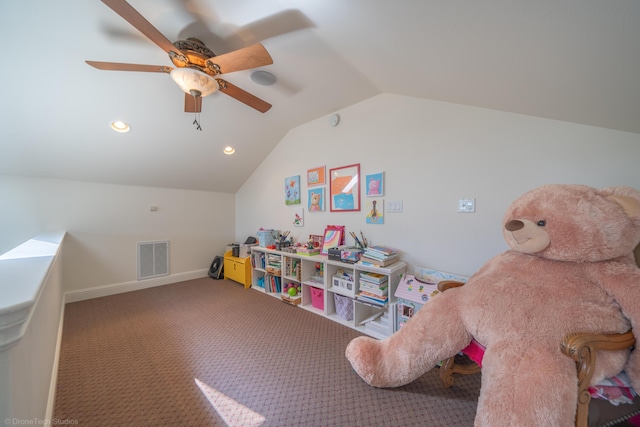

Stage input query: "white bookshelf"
[{"left": 250, "top": 246, "right": 407, "bottom": 339}]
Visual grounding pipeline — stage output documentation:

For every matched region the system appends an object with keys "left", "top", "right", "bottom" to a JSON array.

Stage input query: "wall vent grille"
[{"left": 137, "top": 241, "right": 169, "bottom": 280}]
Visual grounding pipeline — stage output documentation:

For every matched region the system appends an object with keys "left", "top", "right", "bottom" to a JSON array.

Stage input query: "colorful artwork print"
[
  {"left": 308, "top": 188, "right": 325, "bottom": 212},
  {"left": 323, "top": 229, "right": 341, "bottom": 249},
  {"left": 285, "top": 175, "right": 301, "bottom": 205},
  {"left": 366, "top": 199, "right": 384, "bottom": 224},
  {"left": 293, "top": 208, "right": 304, "bottom": 227},
  {"left": 320, "top": 226, "right": 345, "bottom": 255},
  {"left": 332, "top": 176, "right": 355, "bottom": 209},
  {"left": 307, "top": 166, "right": 326, "bottom": 187},
  {"left": 365, "top": 172, "right": 384, "bottom": 196},
  {"left": 329, "top": 164, "right": 360, "bottom": 212}
]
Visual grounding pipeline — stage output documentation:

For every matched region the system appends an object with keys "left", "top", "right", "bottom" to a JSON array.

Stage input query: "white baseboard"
[{"left": 64, "top": 269, "right": 209, "bottom": 303}]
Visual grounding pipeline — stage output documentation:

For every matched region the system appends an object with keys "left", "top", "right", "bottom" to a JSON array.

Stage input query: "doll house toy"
[{"left": 394, "top": 269, "right": 467, "bottom": 331}]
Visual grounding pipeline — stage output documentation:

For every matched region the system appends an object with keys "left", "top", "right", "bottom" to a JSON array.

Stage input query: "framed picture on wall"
[
  {"left": 307, "top": 166, "right": 326, "bottom": 187},
  {"left": 285, "top": 175, "right": 301, "bottom": 205},
  {"left": 308, "top": 187, "right": 325, "bottom": 212},
  {"left": 365, "top": 199, "right": 384, "bottom": 224},
  {"left": 365, "top": 172, "right": 384, "bottom": 196},
  {"left": 293, "top": 208, "right": 304, "bottom": 227},
  {"left": 329, "top": 163, "right": 360, "bottom": 212}
]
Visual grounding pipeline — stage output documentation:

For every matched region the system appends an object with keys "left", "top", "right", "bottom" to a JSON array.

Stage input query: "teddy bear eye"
[{"left": 537, "top": 220, "right": 546, "bottom": 227}]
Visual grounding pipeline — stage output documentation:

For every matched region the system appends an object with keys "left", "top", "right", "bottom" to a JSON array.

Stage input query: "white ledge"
[{"left": 0, "top": 232, "right": 65, "bottom": 351}]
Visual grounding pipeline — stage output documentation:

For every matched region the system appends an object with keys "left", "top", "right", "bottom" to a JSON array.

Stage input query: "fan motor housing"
[{"left": 170, "top": 38, "right": 219, "bottom": 75}]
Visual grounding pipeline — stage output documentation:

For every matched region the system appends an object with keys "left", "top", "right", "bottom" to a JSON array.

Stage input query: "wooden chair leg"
[
  {"left": 439, "top": 355, "right": 482, "bottom": 388},
  {"left": 439, "top": 356, "right": 457, "bottom": 388}
]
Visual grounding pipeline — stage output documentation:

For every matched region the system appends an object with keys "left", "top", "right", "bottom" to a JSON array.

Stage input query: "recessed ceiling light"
[
  {"left": 110, "top": 120, "right": 130, "bottom": 133},
  {"left": 250, "top": 70, "right": 277, "bottom": 86},
  {"left": 223, "top": 146, "right": 235, "bottom": 155}
]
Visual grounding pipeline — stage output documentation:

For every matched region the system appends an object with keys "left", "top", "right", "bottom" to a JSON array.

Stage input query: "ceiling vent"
[{"left": 137, "top": 241, "right": 169, "bottom": 280}]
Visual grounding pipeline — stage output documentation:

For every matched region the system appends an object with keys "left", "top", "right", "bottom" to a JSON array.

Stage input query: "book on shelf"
[
  {"left": 356, "top": 293, "right": 388, "bottom": 306},
  {"left": 266, "top": 275, "right": 282, "bottom": 293},
  {"left": 359, "top": 279, "right": 388, "bottom": 289},
  {"left": 357, "top": 256, "right": 398, "bottom": 267},
  {"left": 364, "top": 245, "right": 397, "bottom": 257},
  {"left": 359, "top": 283, "right": 388, "bottom": 296},
  {"left": 365, "top": 313, "right": 390, "bottom": 336},
  {"left": 358, "top": 311, "right": 384, "bottom": 326},
  {"left": 253, "top": 252, "right": 266, "bottom": 269},
  {"left": 356, "top": 298, "right": 389, "bottom": 308},
  {"left": 362, "top": 251, "right": 398, "bottom": 261},
  {"left": 359, "top": 271, "right": 388, "bottom": 284},
  {"left": 359, "top": 290, "right": 389, "bottom": 300}
]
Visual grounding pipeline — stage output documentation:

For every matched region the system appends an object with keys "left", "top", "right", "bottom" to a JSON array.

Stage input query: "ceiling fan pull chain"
[{"left": 193, "top": 114, "right": 202, "bottom": 131}]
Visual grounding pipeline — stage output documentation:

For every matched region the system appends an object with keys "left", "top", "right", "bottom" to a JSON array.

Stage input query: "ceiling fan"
[{"left": 86, "top": 0, "right": 273, "bottom": 117}]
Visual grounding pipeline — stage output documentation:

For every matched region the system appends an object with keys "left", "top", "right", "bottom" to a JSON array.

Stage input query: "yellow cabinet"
[{"left": 224, "top": 250, "right": 252, "bottom": 288}]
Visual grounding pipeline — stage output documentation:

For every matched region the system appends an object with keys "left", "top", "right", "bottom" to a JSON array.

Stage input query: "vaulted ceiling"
[{"left": 1, "top": 0, "right": 638, "bottom": 192}]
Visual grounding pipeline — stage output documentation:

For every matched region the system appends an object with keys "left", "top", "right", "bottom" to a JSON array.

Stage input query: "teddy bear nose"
[{"left": 505, "top": 220, "right": 524, "bottom": 231}]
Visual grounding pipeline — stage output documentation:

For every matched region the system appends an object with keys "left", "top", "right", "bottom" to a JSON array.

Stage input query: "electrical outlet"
[{"left": 458, "top": 198, "right": 476, "bottom": 213}]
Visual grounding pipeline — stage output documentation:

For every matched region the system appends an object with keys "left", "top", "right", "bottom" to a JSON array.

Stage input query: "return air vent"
[{"left": 137, "top": 241, "right": 169, "bottom": 280}]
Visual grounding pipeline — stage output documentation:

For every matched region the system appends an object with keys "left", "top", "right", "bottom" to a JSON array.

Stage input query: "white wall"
[
  {"left": 236, "top": 94, "right": 640, "bottom": 277},
  {"left": 0, "top": 178, "right": 41, "bottom": 255},
  {"left": 0, "top": 176, "right": 235, "bottom": 293},
  {"left": 3, "top": 93, "right": 639, "bottom": 281}
]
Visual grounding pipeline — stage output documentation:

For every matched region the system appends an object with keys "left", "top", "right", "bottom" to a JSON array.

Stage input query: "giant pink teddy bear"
[{"left": 346, "top": 184, "right": 640, "bottom": 426}]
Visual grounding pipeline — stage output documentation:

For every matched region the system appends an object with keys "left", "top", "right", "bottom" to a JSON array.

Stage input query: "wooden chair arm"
[
  {"left": 561, "top": 331, "right": 635, "bottom": 386},
  {"left": 437, "top": 280, "right": 465, "bottom": 292},
  {"left": 560, "top": 330, "right": 636, "bottom": 427}
]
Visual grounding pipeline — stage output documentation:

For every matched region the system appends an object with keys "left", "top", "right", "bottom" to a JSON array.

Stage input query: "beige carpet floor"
[{"left": 54, "top": 277, "right": 482, "bottom": 426}]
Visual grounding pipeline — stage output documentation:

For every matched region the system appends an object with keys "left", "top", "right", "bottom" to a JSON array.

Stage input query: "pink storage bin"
[{"left": 310, "top": 287, "right": 324, "bottom": 310}]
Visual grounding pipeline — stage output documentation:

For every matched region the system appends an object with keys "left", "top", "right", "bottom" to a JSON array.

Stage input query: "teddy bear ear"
[{"left": 607, "top": 194, "right": 640, "bottom": 218}]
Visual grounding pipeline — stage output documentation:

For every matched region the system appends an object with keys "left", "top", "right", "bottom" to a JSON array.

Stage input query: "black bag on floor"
[{"left": 208, "top": 256, "right": 224, "bottom": 279}]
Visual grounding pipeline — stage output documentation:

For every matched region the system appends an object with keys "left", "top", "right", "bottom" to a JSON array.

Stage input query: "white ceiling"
[{"left": 1, "top": 0, "right": 638, "bottom": 193}]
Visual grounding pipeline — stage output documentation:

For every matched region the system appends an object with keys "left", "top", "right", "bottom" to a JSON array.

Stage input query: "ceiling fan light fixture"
[
  {"left": 170, "top": 68, "right": 219, "bottom": 97},
  {"left": 110, "top": 120, "right": 130, "bottom": 133}
]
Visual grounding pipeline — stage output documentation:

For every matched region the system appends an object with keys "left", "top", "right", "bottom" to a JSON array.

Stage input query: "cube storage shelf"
[{"left": 250, "top": 246, "right": 407, "bottom": 339}]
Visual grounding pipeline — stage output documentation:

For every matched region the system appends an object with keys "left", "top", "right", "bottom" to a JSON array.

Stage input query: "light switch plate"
[
  {"left": 458, "top": 198, "right": 476, "bottom": 213},
  {"left": 386, "top": 200, "right": 403, "bottom": 213}
]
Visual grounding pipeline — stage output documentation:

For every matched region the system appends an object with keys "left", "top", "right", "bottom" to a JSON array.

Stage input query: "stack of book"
[
  {"left": 265, "top": 275, "right": 282, "bottom": 293},
  {"left": 265, "top": 254, "right": 282, "bottom": 275},
  {"left": 357, "top": 310, "right": 391, "bottom": 337},
  {"left": 358, "top": 245, "right": 398, "bottom": 267},
  {"left": 365, "top": 311, "right": 391, "bottom": 337},
  {"left": 356, "top": 271, "right": 389, "bottom": 306}
]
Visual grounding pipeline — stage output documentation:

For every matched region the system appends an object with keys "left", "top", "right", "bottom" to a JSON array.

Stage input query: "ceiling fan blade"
[
  {"left": 86, "top": 61, "right": 172, "bottom": 73},
  {"left": 101, "top": 0, "right": 180, "bottom": 54},
  {"left": 184, "top": 93, "right": 202, "bottom": 113},
  {"left": 206, "top": 44, "right": 273, "bottom": 75},
  {"left": 217, "top": 79, "right": 272, "bottom": 113}
]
